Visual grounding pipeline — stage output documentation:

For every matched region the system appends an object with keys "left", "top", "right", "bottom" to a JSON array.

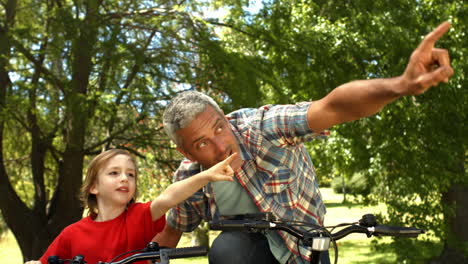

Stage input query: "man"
[{"left": 155, "top": 22, "right": 453, "bottom": 264}]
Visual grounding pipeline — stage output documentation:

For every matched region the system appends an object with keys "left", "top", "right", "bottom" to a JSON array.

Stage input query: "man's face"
[{"left": 176, "top": 106, "right": 242, "bottom": 170}]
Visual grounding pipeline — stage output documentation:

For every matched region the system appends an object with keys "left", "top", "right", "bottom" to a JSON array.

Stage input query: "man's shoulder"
[
  {"left": 174, "top": 159, "right": 202, "bottom": 179},
  {"left": 226, "top": 103, "right": 311, "bottom": 120},
  {"left": 226, "top": 107, "right": 258, "bottom": 120},
  {"left": 226, "top": 105, "right": 275, "bottom": 127}
]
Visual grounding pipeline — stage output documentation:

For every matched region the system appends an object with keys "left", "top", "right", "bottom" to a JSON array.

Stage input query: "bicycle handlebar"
[
  {"left": 209, "top": 220, "right": 305, "bottom": 238},
  {"left": 209, "top": 214, "right": 425, "bottom": 241},
  {"left": 209, "top": 213, "right": 424, "bottom": 264},
  {"left": 330, "top": 224, "right": 424, "bottom": 240},
  {"left": 373, "top": 225, "right": 424, "bottom": 237},
  {"left": 48, "top": 214, "right": 424, "bottom": 264},
  {"left": 47, "top": 244, "right": 208, "bottom": 264},
  {"left": 109, "top": 246, "right": 208, "bottom": 264}
]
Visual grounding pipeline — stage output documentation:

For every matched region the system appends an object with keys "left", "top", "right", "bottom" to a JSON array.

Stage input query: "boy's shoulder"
[{"left": 53, "top": 217, "right": 91, "bottom": 240}]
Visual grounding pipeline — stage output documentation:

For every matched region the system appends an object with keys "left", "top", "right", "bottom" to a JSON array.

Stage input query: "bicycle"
[
  {"left": 46, "top": 242, "right": 208, "bottom": 264},
  {"left": 209, "top": 212, "right": 425, "bottom": 264}
]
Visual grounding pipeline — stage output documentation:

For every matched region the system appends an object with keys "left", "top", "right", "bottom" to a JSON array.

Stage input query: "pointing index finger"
[
  {"left": 223, "top": 152, "right": 238, "bottom": 165},
  {"left": 418, "top": 21, "right": 451, "bottom": 50}
]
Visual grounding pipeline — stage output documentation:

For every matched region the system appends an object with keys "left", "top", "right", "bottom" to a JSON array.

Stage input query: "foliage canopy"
[{"left": 0, "top": 0, "right": 466, "bottom": 262}]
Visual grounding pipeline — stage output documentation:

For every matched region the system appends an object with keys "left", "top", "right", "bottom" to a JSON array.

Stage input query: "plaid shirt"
[{"left": 167, "top": 102, "right": 328, "bottom": 263}]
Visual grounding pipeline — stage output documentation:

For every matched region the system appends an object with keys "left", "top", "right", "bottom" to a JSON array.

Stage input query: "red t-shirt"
[{"left": 39, "top": 202, "right": 165, "bottom": 264}]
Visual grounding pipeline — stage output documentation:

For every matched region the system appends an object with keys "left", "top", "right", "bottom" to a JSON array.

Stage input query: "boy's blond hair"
[{"left": 80, "top": 149, "right": 139, "bottom": 217}]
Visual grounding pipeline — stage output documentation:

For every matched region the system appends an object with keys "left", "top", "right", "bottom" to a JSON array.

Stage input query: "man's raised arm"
[{"left": 307, "top": 22, "right": 454, "bottom": 133}]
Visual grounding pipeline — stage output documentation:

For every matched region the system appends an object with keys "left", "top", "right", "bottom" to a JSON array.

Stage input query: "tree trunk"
[
  {"left": 431, "top": 182, "right": 468, "bottom": 264},
  {"left": 0, "top": 0, "right": 100, "bottom": 260},
  {"left": 341, "top": 175, "right": 347, "bottom": 203}
]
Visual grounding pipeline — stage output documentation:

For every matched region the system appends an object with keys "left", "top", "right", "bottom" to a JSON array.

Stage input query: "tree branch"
[
  {"left": 10, "top": 37, "right": 66, "bottom": 93},
  {"left": 84, "top": 118, "right": 145, "bottom": 153},
  {"left": 28, "top": 36, "right": 50, "bottom": 214},
  {"left": 105, "top": 7, "right": 176, "bottom": 19}
]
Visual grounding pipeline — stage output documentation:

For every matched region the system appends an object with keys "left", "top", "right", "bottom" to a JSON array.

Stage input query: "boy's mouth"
[{"left": 117, "top": 187, "right": 129, "bottom": 192}]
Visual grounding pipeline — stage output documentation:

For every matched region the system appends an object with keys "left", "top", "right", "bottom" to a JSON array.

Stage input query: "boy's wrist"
[{"left": 197, "top": 171, "right": 212, "bottom": 183}]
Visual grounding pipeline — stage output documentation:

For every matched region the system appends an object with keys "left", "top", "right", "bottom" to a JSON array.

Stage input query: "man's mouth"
[{"left": 219, "top": 150, "right": 232, "bottom": 162}]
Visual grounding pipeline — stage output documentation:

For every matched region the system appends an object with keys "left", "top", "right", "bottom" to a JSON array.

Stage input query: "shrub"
[{"left": 331, "top": 172, "right": 372, "bottom": 196}]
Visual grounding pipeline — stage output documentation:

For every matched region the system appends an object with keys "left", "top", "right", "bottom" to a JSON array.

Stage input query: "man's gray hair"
[{"left": 163, "top": 91, "right": 223, "bottom": 146}]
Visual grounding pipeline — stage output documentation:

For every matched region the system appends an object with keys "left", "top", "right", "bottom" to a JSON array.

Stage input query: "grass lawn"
[
  {"left": 0, "top": 230, "right": 22, "bottom": 263},
  {"left": 0, "top": 188, "right": 404, "bottom": 263}
]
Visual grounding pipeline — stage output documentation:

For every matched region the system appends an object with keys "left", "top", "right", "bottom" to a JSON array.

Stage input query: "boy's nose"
[{"left": 120, "top": 173, "right": 129, "bottom": 182}]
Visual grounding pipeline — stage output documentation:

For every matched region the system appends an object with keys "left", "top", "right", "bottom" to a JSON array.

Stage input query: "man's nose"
[{"left": 213, "top": 136, "right": 227, "bottom": 154}]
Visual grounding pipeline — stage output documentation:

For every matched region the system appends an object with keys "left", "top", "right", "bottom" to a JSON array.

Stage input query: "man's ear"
[{"left": 176, "top": 146, "right": 195, "bottom": 162}]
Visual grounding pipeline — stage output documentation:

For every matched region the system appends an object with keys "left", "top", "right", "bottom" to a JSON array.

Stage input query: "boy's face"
[
  {"left": 176, "top": 105, "right": 242, "bottom": 171},
  {"left": 90, "top": 154, "right": 137, "bottom": 208}
]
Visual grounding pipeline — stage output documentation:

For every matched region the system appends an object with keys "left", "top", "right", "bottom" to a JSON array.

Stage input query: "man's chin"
[{"left": 230, "top": 156, "right": 243, "bottom": 172}]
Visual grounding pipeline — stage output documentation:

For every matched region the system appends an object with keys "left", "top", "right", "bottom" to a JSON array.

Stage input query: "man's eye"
[
  {"left": 216, "top": 125, "right": 224, "bottom": 132},
  {"left": 198, "top": 141, "right": 207, "bottom": 148}
]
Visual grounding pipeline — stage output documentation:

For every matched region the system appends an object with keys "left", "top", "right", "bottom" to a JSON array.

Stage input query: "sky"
[{"left": 201, "top": 0, "right": 264, "bottom": 20}]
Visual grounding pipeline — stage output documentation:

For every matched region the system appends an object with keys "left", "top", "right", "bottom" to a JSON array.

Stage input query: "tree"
[
  {"left": 2, "top": 0, "right": 466, "bottom": 262},
  {"left": 0, "top": 0, "right": 243, "bottom": 260},
  {"left": 205, "top": 0, "right": 467, "bottom": 262}
]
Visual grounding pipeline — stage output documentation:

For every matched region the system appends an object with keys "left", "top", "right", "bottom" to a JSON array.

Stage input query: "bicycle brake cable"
[{"left": 108, "top": 249, "right": 144, "bottom": 263}]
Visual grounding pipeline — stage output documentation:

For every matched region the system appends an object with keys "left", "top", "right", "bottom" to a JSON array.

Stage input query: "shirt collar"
[{"left": 230, "top": 121, "right": 253, "bottom": 161}]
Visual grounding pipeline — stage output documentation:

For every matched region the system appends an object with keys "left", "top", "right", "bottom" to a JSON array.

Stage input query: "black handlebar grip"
[
  {"left": 209, "top": 220, "right": 271, "bottom": 231},
  {"left": 163, "top": 246, "right": 208, "bottom": 259},
  {"left": 209, "top": 220, "right": 246, "bottom": 230},
  {"left": 374, "top": 225, "right": 425, "bottom": 237},
  {"left": 47, "top": 256, "right": 61, "bottom": 264},
  {"left": 72, "top": 255, "right": 85, "bottom": 264}
]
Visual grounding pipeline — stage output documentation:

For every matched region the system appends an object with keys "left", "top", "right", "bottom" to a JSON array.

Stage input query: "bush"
[
  {"left": 318, "top": 175, "right": 333, "bottom": 188},
  {"left": 331, "top": 172, "right": 372, "bottom": 196},
  {"left": 331, "top": 176, "right": 350, "bottom": 194}
]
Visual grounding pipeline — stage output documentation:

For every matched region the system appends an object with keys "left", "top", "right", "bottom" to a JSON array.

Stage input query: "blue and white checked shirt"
[{"left": 167, "top": 102, "right": 328, "bottom": 263}]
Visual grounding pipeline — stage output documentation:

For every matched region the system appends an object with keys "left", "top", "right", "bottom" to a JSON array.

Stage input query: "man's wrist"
[
  {"left": 382, "top": 76, "right": 407, "bottom": 98},
  {"left": 392, "top": 74, "right": 416, "bottom": 97}
]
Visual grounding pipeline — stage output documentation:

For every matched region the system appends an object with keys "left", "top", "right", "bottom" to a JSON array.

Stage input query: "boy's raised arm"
[{"left": 150, "top": 153, "right": 237, "bottom": 221}]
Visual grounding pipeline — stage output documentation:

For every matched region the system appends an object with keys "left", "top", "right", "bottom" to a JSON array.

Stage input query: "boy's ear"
[
  {"left": 176, "top": 146, "right": 195, "bottom": 162},
  {"left": 90, "top": 184, "right": 98, "bottom": 195}
]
